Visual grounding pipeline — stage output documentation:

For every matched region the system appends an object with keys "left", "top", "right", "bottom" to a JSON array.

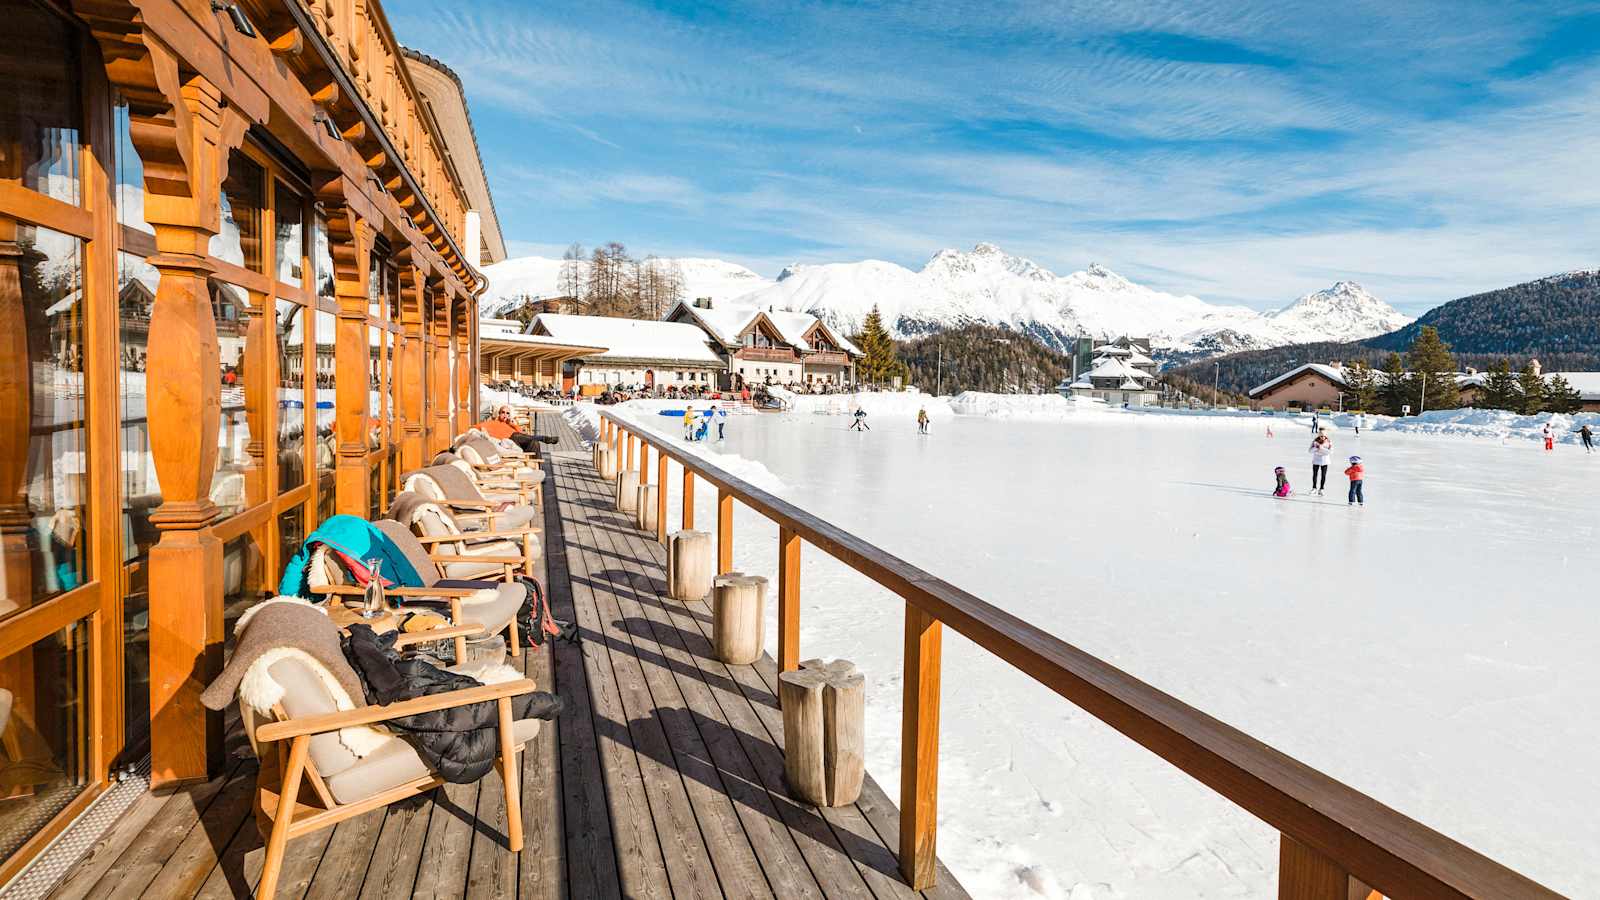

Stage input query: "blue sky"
[{"left": 385, "top": 0, "right": 1600, "bottom": 313}]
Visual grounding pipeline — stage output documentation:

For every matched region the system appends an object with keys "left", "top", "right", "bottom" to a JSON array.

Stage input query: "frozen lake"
[{"left": 609, "top": 403, "right": 1597, "bottom": 899}]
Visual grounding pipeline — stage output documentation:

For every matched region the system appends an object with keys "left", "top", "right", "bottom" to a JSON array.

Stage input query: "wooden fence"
[{"left": 595, "top": 410, "right": 1563, "bottom": 899}]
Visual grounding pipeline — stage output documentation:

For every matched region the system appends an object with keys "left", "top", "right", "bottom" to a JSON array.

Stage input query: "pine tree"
[
  {"left": 1479, "top": 359, "right": 1519, "bottom": 410},
  {"left": 1377, "top": 352, "right": 1409, "bottom": 416},
  {"left": 855, "top": 306, "right": 904, "bottom": 386},
  {"left": 1543, "top": 374, "right": 1581, "bottom": 413},
  {"left": 1405, "top": 325, "right": 1459, "bottom": 412},
  {"left": 1517, "top": 363, "right": 1546, "bottom": 414},
  {"left": 1343, "top": 360, "right": 1379, "bottom": 412}
]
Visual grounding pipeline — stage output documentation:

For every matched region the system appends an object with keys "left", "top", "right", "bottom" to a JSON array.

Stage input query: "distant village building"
[
  {"left": 1247, "top": 363, "right": 1347, "bottom": 411},
  {"left": 666, "top": 300, "right": 861, "bottom": 390},
  {"left": 1063, "top": 337, "right": 1161, "bottom": 406},
  {"left": 526, "top": 313, "right": 724, "bottom": 392}
]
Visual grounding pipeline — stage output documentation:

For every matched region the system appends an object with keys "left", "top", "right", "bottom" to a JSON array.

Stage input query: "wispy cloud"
[{"left": 387, "top": 0, "right": 1600, "bottom": 313}]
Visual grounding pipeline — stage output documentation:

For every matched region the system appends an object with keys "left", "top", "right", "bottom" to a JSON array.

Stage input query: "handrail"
[{"left": 596, "top": 409, "right": 1563, "bottom": 899}]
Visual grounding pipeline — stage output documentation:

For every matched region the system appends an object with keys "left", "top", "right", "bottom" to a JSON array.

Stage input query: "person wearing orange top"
[
  {"left": 478, "top": 404, "right": 538, "bottom": 452},
  {"left": 1344, "top": 456, "right": 1364, "bottom": 507}
]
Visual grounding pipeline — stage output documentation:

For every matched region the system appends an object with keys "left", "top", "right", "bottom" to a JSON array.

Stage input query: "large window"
[
  {"left": 276, "top": 300, "right": 305, "bottom": 493},
  {"left": 211, "top": 281, "right": 254, "bottom": 518},
  {"left": 0, "top": 619, "right": 90, "bottom": 862},
  {"left": 1, "top": 220, "right": 89, "bottom": 618},
  {"left": 211, "top": 153, "right": 263, "bottom": 272},
  {"left": 0, "top": 4, "right": 80, "bottom": 204}
]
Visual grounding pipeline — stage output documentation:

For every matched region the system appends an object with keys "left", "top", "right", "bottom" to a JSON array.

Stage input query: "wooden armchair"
[{"left": 246, "top": 655, "right": 540, "bottom": 899}]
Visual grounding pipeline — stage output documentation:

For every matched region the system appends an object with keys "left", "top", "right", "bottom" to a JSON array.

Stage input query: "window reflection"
[
  {"left": 117, "top": 252, "right": 160, "bottom": 562},
  {"left": 276, "top": 300, "right": 305, "bottom": 493},
  {"left": 313, "top": 217, "right": 334, "bottom": 302},
  {"left": 211, "top": 153, "right": 263, "bottom": 271},
  {"left": 314, "top": 309, "right": 336, "bottom": 520},
  {"left": 113, "top": 102, "right": 148, "bottom": 235},
  {"left": 277, "top": 507, "right": 303, "bottom": 583},
  {"left": 369, "top": 325, "right": 383, "bottom": 450},
  {"left": 211, "top": 282, "right": 253, "bottom": 518},
  {"left": 273, "top": 181, "right": 304, "bottom": 287},
  {"left": 0, "top": 5, "right": 81, "bottom": 204},
  {"left": 1, "top": 220, "right": 89, "bottom": 620},
  {"left": 0, "top": 619, "right": 90, "bottom": 862}
]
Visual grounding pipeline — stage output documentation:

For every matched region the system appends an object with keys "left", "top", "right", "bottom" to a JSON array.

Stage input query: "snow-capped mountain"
[
  {"left": 736, "top": 243, "right": 1409, "bottom": 356},
  {"left": 480, "top": 255, "right": 773, "bottom": 315},
  {"left": 1265, "top": 281, "right": 1412, "bottom": 344},
  {"left": 480, "top": 243, "right": 1410, "bottom": 361}
]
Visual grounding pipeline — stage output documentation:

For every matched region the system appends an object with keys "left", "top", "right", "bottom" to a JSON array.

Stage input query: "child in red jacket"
[{"left": 1344, "top": 456, "right": 1365, "bottom": 506}]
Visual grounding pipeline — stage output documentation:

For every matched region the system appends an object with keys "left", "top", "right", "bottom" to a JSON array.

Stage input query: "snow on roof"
[
  {"left": 1117, "top": 378, "right": 1145, "bottom": 389},
  {"left": 1248, "top": 363, "right": 1345, "bottom": 398},
  {"left": 1093, "top": 344, "right": 1131, "bottom": 357},
  {"left": 531, "top": 313, "right": 721, "bottom": 364},
  {"left": 1086, "top": 357, "right": 1153, "bottom": 381},
  {"left": 668, "top": 301, "right": 862, "bottom": 357},
  {"left": 1550, "top": 372, "right": 1600, "bottom": 399}
]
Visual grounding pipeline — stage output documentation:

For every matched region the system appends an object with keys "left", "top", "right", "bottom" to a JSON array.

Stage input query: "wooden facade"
[{"left": 0, "top": 0, "right": 487, "bottom": 879}]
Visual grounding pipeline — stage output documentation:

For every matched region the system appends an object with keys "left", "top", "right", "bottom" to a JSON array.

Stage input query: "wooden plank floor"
[{"left": 43, "top": 414, "right": 968, "bottom": 898}]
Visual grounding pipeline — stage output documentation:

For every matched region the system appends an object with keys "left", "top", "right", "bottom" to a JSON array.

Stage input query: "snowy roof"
[
  {"left": 1093, "top": 345, "right": 1131, "bottom": 357},
  {"left": 1085, "top": 357, "right": 1153, "bottom": 381},
  {"left": 530, "top": 313, "right": 722, "bottom": 364},
  {"left": 1550, "top": 372, "right": 1600, "bottom": 400},
  {"left": 1248, "top": 363, "right": 1345, "bottom": 398},
  {"left": 1117, "top": 378, "right": 1145, "bottom": 389},
  {"left": 667, "top": 301, "right": 862, "bottom": 357}
]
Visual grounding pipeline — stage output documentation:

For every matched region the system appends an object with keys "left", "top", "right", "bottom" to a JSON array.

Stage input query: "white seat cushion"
[{"left": 324, "top": 718, "right": 541, "bottom": 805}]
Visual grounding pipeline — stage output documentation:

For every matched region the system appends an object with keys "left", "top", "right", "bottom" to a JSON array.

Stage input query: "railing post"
[
  {"left": 899, "top": 603, "right": 942, "bottom": 890},
  {"left": 777, "top": 528, "right": 800, "bottom": 672},
  {"left": 626, "top": 431, "right": 636, "bottom": 472},
  {"left": 682, "top": 469, "right": 695, "bottom": 530},
  {"left": 1277, "top": 836, "right": 1376, "bottom": 900},
  {"left": 716, "top": 487, "right": 734, "bottom": 574},
  {"left": 639, "top": 440, "right": 649, "bottom": 485},
  {"left": 656, "top": 452, "right": 669, "bottom": 544}
]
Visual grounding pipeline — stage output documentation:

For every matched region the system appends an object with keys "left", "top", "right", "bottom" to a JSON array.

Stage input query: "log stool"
[
  {"left": 635, "top": 484, "right": 658, "bottom": 531},
  {"left": 711, "top": 573, "right": 766, "bottom": 664},
  {"left": 667, "top": 530, "right": 713, "bottom": 601},
  {"left": 779, "top": 659, "right": 865, "bottom": 807},
  {"left": 617, "top": 470, "right": 640, "bottom": 513}
]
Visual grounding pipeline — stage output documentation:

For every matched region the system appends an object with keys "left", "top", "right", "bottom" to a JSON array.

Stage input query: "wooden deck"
[{"left": 45, "top": 413, "right": 968, "bottom": 898}]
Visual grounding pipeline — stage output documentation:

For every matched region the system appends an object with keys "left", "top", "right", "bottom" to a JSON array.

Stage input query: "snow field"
[{"left": 608, "top": 402, "right": 1597, "bottom": 899}]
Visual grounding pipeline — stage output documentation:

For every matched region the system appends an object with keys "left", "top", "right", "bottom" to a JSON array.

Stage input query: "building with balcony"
[
  {"left": 666, "top": 300, "right": 861, "bottom": 390},
  {"left": 0, "top": 0, "right": 493, "bottom": 878},
  {"left": 527, "top": 313, "right": 725, "bottom": 392}
]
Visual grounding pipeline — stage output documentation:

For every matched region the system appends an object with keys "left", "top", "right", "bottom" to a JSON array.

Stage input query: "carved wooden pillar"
[
  {"left": 396, "top": 261, "right": 427, "bottom": 473},
  {"left": 317, "top": 193, "right": 372, "bottom": 516},
  {"left": 429, "top": 286, "right": 452, "bottom": 453},
  {"left": 241, "top": 288, "right": 270, "bottom": 511},
  {"left": 454, "top": 298, "right": 472, "bottom": 430},
  {"left": 131, "top": 68, "right": 247, "bottom": 785}
]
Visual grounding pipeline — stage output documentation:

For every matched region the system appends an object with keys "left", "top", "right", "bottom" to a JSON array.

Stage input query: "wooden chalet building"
[
  {"left": 0, "top": 0, "right": 496, "bottom": 878},
  {"left": 665, "top": 299, "right": 861, "bottom": 390}
]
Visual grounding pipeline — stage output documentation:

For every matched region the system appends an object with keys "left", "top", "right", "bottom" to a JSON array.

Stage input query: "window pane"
[
  {"left": 368, "top": 325, "right": 382, "bottom": 451},
  {"left": 113, "top": 102, "right": 148, "bottom": 234},
  {"left": 277, "top": 506, "right": 303, "bottom": 581},
  {"left": 0, "top": 4, "right": 81, "bottom": 204},
  {"left": 314, "top": 309, "right": 335, "bottom": 520},
  {"left": 273, "top": 181, "right": 303, "bottom": 287},
  {"left": 275, "top": 301, "right": 305, "bottom": 493},
  {"left": 211, "top": 282, "right": 254, "bottom": 518},
  {"left": 0, "top": 618, "right": 90, "bottom": 865},
  {"left": 117, "top": 252, "right": 159, "bottom": 562},
  {"left": 313, "top": 217, "right": 334, "bottom": 302},
  {"left": 222, "top": 532, "right": 267, "bottom": 631},
  {"left": 210, "top": 152, "right": 263, "bottom": 271},
  {"left": 1, "top": 220, "right": 88, "bottom": 620}
]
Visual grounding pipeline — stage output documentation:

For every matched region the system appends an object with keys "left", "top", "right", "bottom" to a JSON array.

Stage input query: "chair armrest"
[
  {"left": 442, "top": 499, "right": 496, "bottom": 510},
  {"left": 427, "top": 554, "right": 527, "bottom": 565},
  {"left": 393, "top": 623, "right": 484, "bottom": 648},
  {"left": 310, "top": 584, "right": 498, "bottom": 599},
  {"left": 414, "top": 529, "right": 538, "bottom": 543},
  {"left": 254, "top": 679, "right": 539, "bottom": 742}
]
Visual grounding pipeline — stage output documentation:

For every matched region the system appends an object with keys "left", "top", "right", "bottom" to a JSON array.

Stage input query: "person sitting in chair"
[{"left": 478, "top": 404, "right": 540, "bottom": 453}]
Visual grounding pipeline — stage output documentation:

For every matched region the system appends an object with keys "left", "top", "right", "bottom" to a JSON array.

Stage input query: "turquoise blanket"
[{"left": 278, "top": 514, "right": 426, "bottom": 599}]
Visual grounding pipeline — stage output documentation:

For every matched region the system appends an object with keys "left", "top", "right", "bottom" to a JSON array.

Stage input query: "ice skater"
[
  {"left": 1344, "top": 456, "right": 1365, "bottom": 506},
  {"left": 683, "top": 405, "right": 697, "bottom": 441},
  {"left": 1354, "top": 412, "right": 1366, "bottom": 436},
  {"left": 711, "top": 403, "right": 727, "bottom": 440},
  {"left": 1272, "top": 466, "right": 1292, "bottom": 498},
  {"left": 1579, "top": 423, "right": 1594, "bottom": 453},
  {"left": 850, "top": 406, "right": 870, "bottom": 431},
  {"left": 1309, "top": 429, "right": 1333, "bottom": 495},
  {"left": 1543, "top": 422, "right": 1555, "bottom": 452},
  {"left": 916, "top": 407, "right": 929, "bottom": 434}
]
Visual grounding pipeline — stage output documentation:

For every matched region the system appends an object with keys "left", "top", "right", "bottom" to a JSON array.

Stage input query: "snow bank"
[
  {"left": 949, "top": 391, "right": 1081, "bottom": 419},
  {"left": 1355, "top": 408, "right": 1600, "bottom": 444},
  {"left": 562, "top": 403, "right": 600, "bottom": 447},
  {"left": 608, "top": 403, "right": 788, "bottom": 493},
  {"left": 785, "top": 389, "right": 956, "bottom": 418}
]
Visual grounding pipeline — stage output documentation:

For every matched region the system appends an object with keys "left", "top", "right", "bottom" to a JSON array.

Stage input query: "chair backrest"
[
  {"left": 373, "top": 518, "right": 442, "bottom": 584},
  {"left": 402, "top": 469, "right": 450, "bottom": 502},
  {"left": 455, "top": 440, "right": 492, "bottom": 467},
  {"left": 415, "top": 464, "right": 490, "bottom": 504},
  {"left": 266, "top": 656, "right": 363, "bottom": 778}
]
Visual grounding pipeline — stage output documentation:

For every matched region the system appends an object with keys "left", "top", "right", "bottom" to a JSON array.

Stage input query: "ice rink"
[{"left": 611, "top": 403, "right": 1596, "bottom": 899}]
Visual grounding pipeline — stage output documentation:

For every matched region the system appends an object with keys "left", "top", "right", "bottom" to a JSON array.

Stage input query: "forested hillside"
[
  {"left": 898, "top": 324, "right": 1069, "bottom": 394},
  {"left": 1367, "top": 270, "right": 1600, "bottom": 355}
]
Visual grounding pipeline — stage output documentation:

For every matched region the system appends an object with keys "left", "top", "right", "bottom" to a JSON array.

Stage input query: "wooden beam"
[
  {"left": 900, "top": 603, "right": 943, "bottom": 889},
  {"left": 778, "top": 528, "right": 800, "bottom": 672}
]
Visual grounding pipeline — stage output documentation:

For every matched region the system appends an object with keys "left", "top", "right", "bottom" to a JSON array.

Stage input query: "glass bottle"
[{"left": 363, "top": 558, "right": 385, "bottom": 618}]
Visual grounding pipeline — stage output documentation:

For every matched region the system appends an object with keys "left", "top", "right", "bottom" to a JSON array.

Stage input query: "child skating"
[
  {"left": 1344, "top": 456, "right": 1365, "bottom": 506},
  {"left": 1272, "top": 466, "right": 1292, "bottom": 498},
  {"left": 1542, "top": 422, "right": 1554, "bottom": 452},
  {"left": 850, "top": 407, "right": 870, "bottom": 431},
  {"left": 916, "top": 407, "right": 929, "bottom": 434}
]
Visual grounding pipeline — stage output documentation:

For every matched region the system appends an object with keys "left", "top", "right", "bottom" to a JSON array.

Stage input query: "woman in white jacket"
[{"left": 1309, "top": 430, "right": 1334, "bottom": 495}]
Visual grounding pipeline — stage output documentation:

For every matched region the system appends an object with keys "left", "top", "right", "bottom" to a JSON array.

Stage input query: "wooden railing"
[
  {"left": 596, "top": 410, "right": 1563, "bottom": 899},
  {"left": 735, "top": 346, "right": 800, "bottom": 363},
  {"left": 804, "top": 349, "right": 850, "bottom": 366}
]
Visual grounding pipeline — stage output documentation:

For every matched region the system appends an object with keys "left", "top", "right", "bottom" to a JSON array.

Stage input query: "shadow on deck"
[{"left": 44, "top": 413, "right": 968, "bottom": 898}]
